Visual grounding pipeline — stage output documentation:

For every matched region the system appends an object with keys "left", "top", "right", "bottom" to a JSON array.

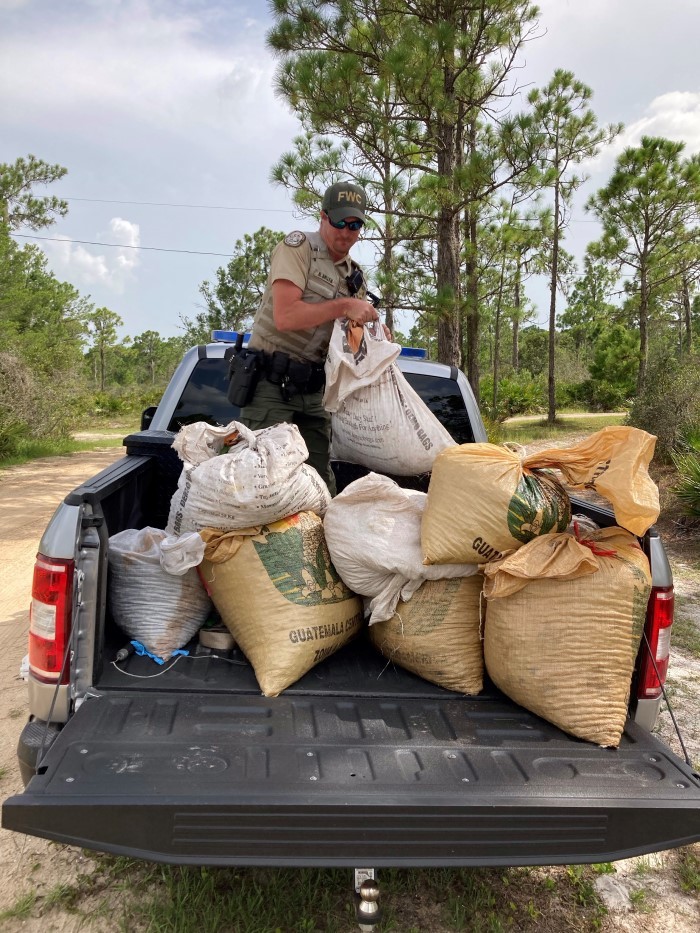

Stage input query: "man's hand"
[{"left": 344, "top": 297, "right": 380, "bottom": 326}]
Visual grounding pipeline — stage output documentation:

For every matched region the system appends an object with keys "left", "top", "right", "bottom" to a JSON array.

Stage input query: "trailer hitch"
[{"left": 354, "top": 869, "right": 381, "bottom": 931}]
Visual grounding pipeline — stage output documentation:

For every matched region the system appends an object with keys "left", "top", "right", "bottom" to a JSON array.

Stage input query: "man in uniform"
[{"left": 238, "top": 181, "right": 379, "bottom": 494}]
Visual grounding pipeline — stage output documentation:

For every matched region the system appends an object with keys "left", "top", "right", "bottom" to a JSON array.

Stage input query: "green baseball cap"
[{"left": 322, "top": 181, "right": 367, "bottom": 223}]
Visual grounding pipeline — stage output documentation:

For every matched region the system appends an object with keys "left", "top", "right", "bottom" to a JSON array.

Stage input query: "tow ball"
[{"left": 354, "top": 869, "right": 381, "bottom": 931}]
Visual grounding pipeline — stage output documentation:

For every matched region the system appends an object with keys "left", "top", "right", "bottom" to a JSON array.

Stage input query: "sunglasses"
[{"left": 325, "top": 212, "right": 364, "bottom": 231}]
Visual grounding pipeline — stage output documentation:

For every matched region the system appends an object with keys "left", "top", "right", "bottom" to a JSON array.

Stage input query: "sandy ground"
[
  {"left": 0, "top": 447, "right": 126, "bottom": 931},
  {"left": 0, "top": 443, "right": 697, "bottom": 932}
]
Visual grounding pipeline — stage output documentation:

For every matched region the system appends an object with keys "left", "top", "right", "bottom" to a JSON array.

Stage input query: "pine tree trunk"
[
  {"left": 682, "top": 277, "right": 692, "bottom": 355},
  {"left": 637, "top": 262, "right": 649, "bottom": 391},
  {"left": 512, "top": 267, "right": 521, "bottom": 370},
  {"left": 492, "top": 256, "right": 507, "bottom": 416},
  {"left": 548, "top": 179, "right": 559, "bottom": 425},
  {"left": 436, "top": 123, "right": 461, "bottom": 369}
]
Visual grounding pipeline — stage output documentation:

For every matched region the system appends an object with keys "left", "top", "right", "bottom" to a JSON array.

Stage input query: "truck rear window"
[{"left": 167, "top": 358, "right": 475, "bottom": 444}]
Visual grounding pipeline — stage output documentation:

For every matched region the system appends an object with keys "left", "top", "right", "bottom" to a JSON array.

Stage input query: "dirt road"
[
  {"left": 0, "top": 447, "right": 125, "bottom": 929},
  {"left": 0, "top": 445, "right": 697, "bottom": 931}
]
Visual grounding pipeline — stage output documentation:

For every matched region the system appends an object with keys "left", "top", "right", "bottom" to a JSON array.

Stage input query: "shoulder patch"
[{"left": 284, "top": 231, "right": 306, "bottom": 247}]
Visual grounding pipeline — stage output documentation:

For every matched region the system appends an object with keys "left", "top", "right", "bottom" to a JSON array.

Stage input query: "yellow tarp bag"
[
  {"left": 421, "top": 426, "right": 659, "bottom": 565},
  {"left": 482, "top": 527, "right": 652, "bottom": 747},
  {"left": 199, "top": 512, "right": 363, "bottom": 697},
  {"left": 369, "top": 575, "right": 484, "bottom": 694}
]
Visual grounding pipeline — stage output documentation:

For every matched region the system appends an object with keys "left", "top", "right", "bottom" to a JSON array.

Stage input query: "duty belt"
[{"left": 260, "top": 349, "right": 325, "bottom": 398}]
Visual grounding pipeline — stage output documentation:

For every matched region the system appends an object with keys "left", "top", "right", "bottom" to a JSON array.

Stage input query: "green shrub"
[
  {"left": 627, "top": 356, "right": 700, "bottom": 460},
  {"left": 555, "top": 380, "right": 588, "bottom": 409},
  {"left": 578, "top": 378, "right": 631, "bottom": 412},
  {"left": 678, "top": 425, "right": 700, "bottom": 453},
  {"left": 0, "top": 351, "right": 78, "bottom": 453},
  {"left": 88, "top": 387, "right": 163, "bottom": 419},
  {"left": 480, "top": 373, "right": 546, "bottom": 420},
  {"left": 0, "top": 418, "right": 26, "bottom": 460},
  {"left": 672, "top": 451, "right": 700, "bottom": 519}
]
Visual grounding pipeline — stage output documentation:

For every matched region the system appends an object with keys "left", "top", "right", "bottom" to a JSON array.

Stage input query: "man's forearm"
[{"left": 274, "top": 295, "right": 376, "bottom": 331}]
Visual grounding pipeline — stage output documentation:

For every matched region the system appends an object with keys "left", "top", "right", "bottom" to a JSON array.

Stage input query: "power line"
[
  {"left": 61, "top": 196, "right": 296, "bottom": 213},
  {"left": 11, "top": 233, "right": 232, "bottom": 258},
  {"left": 61, "top": 194, "right": 601, "bottom": 222}
]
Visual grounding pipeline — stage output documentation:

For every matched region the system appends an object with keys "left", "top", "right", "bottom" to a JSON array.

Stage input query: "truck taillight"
[
  {"left": 29, "top": 554, "right": 74, "bottom": 684},
  {"left": 636, "top": 586, "right": 674, "bottom": 701}
]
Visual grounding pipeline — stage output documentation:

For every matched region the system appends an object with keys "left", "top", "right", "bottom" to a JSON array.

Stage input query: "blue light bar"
[
  {"left": 399, "top": 346, "right": 428, "bottom": 359},
  {"left": 211, "top": 330, "right": 251, "bottom": 344}
]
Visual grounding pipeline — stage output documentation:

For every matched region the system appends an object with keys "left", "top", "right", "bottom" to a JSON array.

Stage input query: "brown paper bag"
[
  {"left": 369, "top": 575, "right": 484, "bottom": 694},
  {"left": 199, "top": 512, "right": 363, "bottom": 696},
  {"left": 482, "top": 527, "right": 651, "bottom": 747}
]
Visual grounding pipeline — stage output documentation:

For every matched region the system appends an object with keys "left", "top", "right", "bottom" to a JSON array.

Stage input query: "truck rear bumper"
[{"left": 5, "top": 692, "right": 700, "bottom": 867}]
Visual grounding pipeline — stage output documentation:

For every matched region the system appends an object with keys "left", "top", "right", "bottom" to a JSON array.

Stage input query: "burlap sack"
[
  {"left": 421, "top": 426, "right": 660, "bottom": 566},
  {"left": 421, "top": 443, "right": 571, "bottom": 565},
  {"left": 482, "top": 527, "right": 652, "bottom": 747},
  {"left": 369, "top": 575, "right": 484, "bottom": 694},
  {"left": 198, "top": 512, "right": 363, "bottom": 696}
]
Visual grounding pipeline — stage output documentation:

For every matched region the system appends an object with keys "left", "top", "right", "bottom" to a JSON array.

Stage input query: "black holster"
[{"left": 225, "top": 347, "right": 262, "bottom": 408}]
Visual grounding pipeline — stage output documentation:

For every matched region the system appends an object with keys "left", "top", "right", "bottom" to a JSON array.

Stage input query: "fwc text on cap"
[{"left": 322, "top": 182, "right": 367, "bottom": 223}]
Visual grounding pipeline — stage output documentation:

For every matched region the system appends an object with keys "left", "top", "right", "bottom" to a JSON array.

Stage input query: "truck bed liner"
[{"left": 5, "top": 689, "right": 700, "bottom": 866}]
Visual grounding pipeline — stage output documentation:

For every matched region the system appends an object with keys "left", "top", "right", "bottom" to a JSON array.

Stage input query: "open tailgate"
[{"left": 4, "top": 691, "right": 700, "bottom": 867}]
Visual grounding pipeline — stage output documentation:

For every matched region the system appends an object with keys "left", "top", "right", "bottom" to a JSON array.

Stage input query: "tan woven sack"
[
  {"left": 199, "top": 512, "right": 363, "bottom": 697},
  {"left": 369, "top": 575, "right": 484, "bottom": 694},
  {"left": 421, "top": 443, "right": 571, "bottom": 565},
  {"left": 482, "top": 527, "right": 651, "bottom": 747},
  {"left": 422, "top": 426, "right": 659, "bottom": 566}
]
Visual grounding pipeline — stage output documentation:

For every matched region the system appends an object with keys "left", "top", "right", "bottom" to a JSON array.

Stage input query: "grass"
[
  {"left": 0, "top": 891, "right": 37, "bottom": 921},
  {"left": 0, "top": 858, "right": 613, "bottom": 932},
  {"left": 500, "top": 413, "right": 626, "bottom": 446},
  {"left": 670, "top": 610, "right": 700, "bottom": 658},
  {"left": 0, "top": 417, "right": 136, "bottom": 470},
  {"left": 677, "top": 847, "right": 700, "bottom": 893}
]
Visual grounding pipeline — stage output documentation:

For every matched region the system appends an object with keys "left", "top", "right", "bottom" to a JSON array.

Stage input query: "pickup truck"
[{"left": 3, "top": 336, "right": 700, "bottom": 903}]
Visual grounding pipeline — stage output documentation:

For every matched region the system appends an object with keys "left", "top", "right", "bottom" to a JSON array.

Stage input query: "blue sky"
[{"left": 2, "top": 0, "right": 699, "bottom": 340}]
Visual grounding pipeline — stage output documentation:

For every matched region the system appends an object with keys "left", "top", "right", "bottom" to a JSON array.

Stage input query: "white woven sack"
[
  {"left": 323, "top": 473, "right": 478, "bottom": 624},
  {"left": 108, "top": 527, "right": 211, "bottom": 661},
  {"left": 160, "top": 532, "right": 206, "bottom": 575},
  {"left": 166, "top": 421, "right": 331, "bottom": 535},
  {"left": 324, "top": 319, "right": 455, "bottom": 474},
  {"left": 172, "top": 420, "right": 240, "bottom": 468},
  {"left": 323, "top": 319, "right": 401, "bottom": 412}
]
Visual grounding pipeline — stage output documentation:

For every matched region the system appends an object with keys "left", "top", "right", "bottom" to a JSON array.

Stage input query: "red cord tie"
[{"left": 573, "top": 520, "right": 618, "bottom": 557}]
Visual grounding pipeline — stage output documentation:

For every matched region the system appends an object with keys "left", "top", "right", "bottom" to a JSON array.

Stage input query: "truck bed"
[{"left": 5, "top": 438, "right": 700, "bottom": 866}]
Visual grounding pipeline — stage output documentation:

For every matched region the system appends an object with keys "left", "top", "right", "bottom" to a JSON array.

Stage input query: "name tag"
[{"left": 308, "top": 270, "right": 337, "bottom": 300}]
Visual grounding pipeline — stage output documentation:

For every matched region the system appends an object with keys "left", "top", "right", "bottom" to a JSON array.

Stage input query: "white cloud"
[
  {"left": 47, "top": 218, "right": 141, "bottom": 294},
  {"left": 614, "top": 91, "right": 700, "bottom": 154},
  {"left": 585, "top": 91, "right": 700, "bottom": 177},
  {"left": 0, "top": 1, "right": 293, "bottom": 151}
]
